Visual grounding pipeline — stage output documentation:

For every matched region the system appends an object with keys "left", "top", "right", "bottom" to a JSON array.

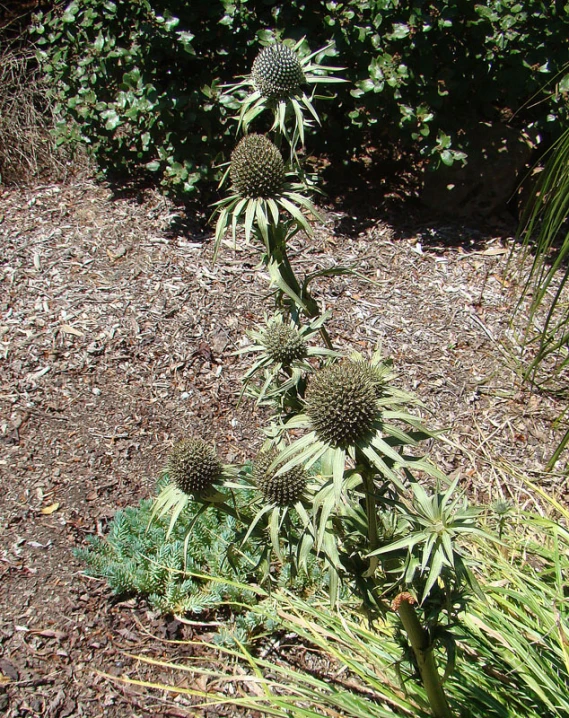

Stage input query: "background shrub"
[
  {"left": 32, "top": 0, "right": 569, "bottom": 198},
  {"left": 32, "top": 0, "right": 259, "bottom": 195}
]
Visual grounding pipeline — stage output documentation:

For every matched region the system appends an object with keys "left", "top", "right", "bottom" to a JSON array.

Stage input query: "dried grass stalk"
[{"left": 0, "top": 36, "right": 70, "bottom": 184}]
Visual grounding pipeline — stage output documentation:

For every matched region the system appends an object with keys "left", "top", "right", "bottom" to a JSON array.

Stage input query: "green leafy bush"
[
  {"left": 32, "top": 0, "right": 257, "bottom": 194},
  {"left": 33, "top": 1, "right": 569, "bottom": 196},
  {"left": 312, "top": 0, "right": 569, "bottom": 167}
]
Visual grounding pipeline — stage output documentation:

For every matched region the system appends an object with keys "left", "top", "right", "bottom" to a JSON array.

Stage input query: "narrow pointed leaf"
[{"left": 244, "top": 199, "right": 257, "bottom": 242}]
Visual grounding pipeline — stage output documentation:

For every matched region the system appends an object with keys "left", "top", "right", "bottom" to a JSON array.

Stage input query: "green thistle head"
[
  {"left": 305, "top": 361, "right": 379, "bottom": 447},
  {"left": 253, "top": 449, "right": 307, "bottom": 505},
  {"left": 491, "top": 499, "right": 511, "bottom": 517},
  {"left": 353, "top": 360, "right": 387, "bottom": 399},
  {"left": 230, "top": 134, "right": 285, "bottom": 199},
  {"left": 252, "top": 43, "right": 306, "bottom": 99},
  {"left": 262, "top": 321, "right": 308, "bottom": 365},
  {"left": 167, "top": 438, "right": 223, "bottom": 495}
]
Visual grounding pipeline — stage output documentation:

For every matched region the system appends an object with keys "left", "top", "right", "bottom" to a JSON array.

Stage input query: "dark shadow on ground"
[
  {"left": 318, "top": 144, "right": 519, "bottom": 252},
  {"left": 106, "top": 174, "right": 212, "bottom": 243},
  {"left": 103, "top": 144, "right": 523, "bottom": 252}
]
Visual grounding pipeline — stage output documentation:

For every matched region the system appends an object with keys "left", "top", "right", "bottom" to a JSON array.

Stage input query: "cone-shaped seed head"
[
  {"left": 305, "top": 362, "right": 379, "bottom": 447},
  {"left": 167, "top": 438, "right": 222, "bottom": 495},
  {"left": 253, "top": 449, "right": 307, "bottom": 505},
  {"left": 230, "top": 134, "right": 285, "bottom": 199},
  {"left": 263, "top": 322, "right": 307, "bottom": 365},
  {"left": 252, "top": 43, "right": 305, "bottom": 99}
]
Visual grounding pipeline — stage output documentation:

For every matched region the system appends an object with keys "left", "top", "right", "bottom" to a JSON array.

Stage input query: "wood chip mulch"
[{"left": 0, "top": 178, "right": 566, "bottom": 716}]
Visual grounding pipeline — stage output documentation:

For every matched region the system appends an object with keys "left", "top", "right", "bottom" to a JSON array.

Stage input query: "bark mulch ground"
[{"left": 1, "top": 179, "right": 566, "bottom": 716}]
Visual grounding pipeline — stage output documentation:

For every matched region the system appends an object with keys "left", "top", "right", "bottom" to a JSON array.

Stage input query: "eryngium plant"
[
  {"left": 225, "top": 38, "right": 346, "bottom": 147},
  {"left": 236, "top": 443, "right": 318, "bottom": 567},
  {"left": 277, "top": 351, "right": 443, "bottom": 496},
  {"left": 251, "top": 44, "right": 306, "bottom": 100},
  {"left": 213, "top": 132, "right": 321, "bottom": 254},
  {"left": 253, "top": 448, "right": 307, "bottom": 506},
  {"left": 151, "top": 438, "right": 233, "bottom": 538},
  {"left": 272, "top": 350, "right": 447, "bottom": 581},
  {"left": 235, "top": 313, "right": 338, "bottom": 408},
  {"left": 230, "top": 133, "right": 285, "bottom": 199},
  {"left": 167, "top": 438, "right": 223, "bottom": 495},
  {"left": 370, "top": 478, "right": 488, "bottom": 601},
  {"left": 262, "top": 319, "right": 308, "bottom": 365},
  {"left": 305, "top": 361, "right": 379, "bottom": 447}
]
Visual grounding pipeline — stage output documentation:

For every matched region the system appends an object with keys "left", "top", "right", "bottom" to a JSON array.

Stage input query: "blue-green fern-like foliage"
[{"left": 75, "top": 483, "right": 326, "bottom": 645}]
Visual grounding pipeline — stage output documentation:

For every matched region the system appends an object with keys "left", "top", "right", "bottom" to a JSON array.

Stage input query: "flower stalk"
[
  {"left": 393, "top": 593, "right": 453, "bottom": 718},
  {"left": 357, "top": 450, "right": 380, "bottom": 578},
  {"left": 264, "top": 224, "right": 332, "bottom": 348}
]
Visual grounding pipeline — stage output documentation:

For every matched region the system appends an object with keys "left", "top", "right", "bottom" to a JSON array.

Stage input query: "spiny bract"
[
  {"left": 251, "top": 43, "right": 305, "bottom": 99},
  {"left": 305, "top": 361, "right": 379, "bottom": 447},
  {"left": 230, "top": 134, "right": 285, "bottom": 199},
  {"left": 263, "top": 322, "right": 308, "bottom": 365},
  {"left": 167, "top": 439, "right": 222, "bottom": 495},
  {"left": 352, "top": 360, "right": 387, "bottom": 399},
  {"left": 253, "top": 449, "right": 307, "bottom": 505}
]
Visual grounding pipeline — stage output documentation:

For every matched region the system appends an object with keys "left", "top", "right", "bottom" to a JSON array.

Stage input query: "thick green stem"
[
  {"left": 265, "top": 226, "right": 333, "bottom": 349},
  {"left": 361, "top": 470, "right": 380, "bottom": 577},
  {"left": 393, "top": 593, "right": 453, "bottom": 718}
]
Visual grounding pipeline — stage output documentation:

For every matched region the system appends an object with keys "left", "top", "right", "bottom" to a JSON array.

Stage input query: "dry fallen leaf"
[
  {"left": 481, "top": 246, "right": 507, "bottom": 256},
  {"left": 60, "top": 325, "right": 84, "bottom": 337},
  {"left": 41, "top": 502, "right": 60, "bottom": 515},
  {"left": 34, "top": 629, "right": 67, "bottom": 640}
]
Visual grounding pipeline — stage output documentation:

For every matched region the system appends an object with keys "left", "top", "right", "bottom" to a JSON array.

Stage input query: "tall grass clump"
[
  {"left": 513, "top": 124, "right": 569, "bottom": 467},
  {"left": 0, "top": 27, "right": 68, "bottom": 184},
  {"left": 103, "top": 504, "right": 569, "bottom": 718}
]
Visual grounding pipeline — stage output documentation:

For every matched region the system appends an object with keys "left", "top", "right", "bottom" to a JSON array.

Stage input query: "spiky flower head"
[
  {"left": 252, "top": 43, "right": 306, "bottom": 99},
  {"left": 491, "top": 499, "right": 511, "bottom": 517},
  {"left": 305, "top": 361, "right": 379, "bottom": 447},
  {"left": 262, "top": 321, "right": 308, "bottom": 365},
  {"left": 167, "top": 438, "right": 222, "bottom": 495},
  {"left": 352, "top": 360, "right": 387, "bottom": 399},
  {"left": 230, "top": 134, "right": 285, "bottom": 200},
  {"left": 253, "top": 448, "right": 307, "bottom": 505}
]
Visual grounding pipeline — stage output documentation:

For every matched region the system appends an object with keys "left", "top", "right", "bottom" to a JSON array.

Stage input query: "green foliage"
[
  {"left": 76, "top": 494, "right": 257, "bottom": 613},
  {"left": 513, "top": 125, "right": 569, "bottom": 467},
  {"left": 510, "top": 125, "right": 569, "bottom": 469},
  {"left": 370, "top": 478, "right": 488, "bottom": 601},
  {"left": 460, "top": 511, "right": 569, "bottom": 717},
  {"left": 31, "top": 0, "right": 257, "bottom": 194},
  {"left": 32, "top": 1, "right": 569, "bottom": 196},
  {"left": 279, "top": 0, "right": 569, "bottom": 166},
  {"left": 116, "top": 508, "right": 569, "bottom": 718},
  {"left": 76, "top": 486, "right": 326, "bottom": 645}
]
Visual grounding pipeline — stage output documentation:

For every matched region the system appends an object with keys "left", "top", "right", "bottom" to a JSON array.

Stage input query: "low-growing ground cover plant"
[{"left": 77, "top": 477, "right": 328, "bottom": 647}]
